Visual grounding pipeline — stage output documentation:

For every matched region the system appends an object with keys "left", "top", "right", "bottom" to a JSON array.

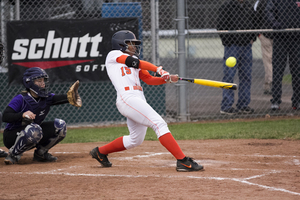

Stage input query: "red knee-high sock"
[
  {"left": 98, "top": 136, "right": 126, "bottom": 155},
  {"left": 159, "top": 133, "right": 185, "bottom": 160}
]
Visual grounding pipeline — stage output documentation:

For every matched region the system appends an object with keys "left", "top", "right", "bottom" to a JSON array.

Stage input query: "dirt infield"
[{"left": 0, "top": 139, "right": 300, "bottom": 200}]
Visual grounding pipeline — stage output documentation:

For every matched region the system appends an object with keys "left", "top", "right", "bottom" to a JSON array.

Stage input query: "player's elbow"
[{"left": 125, "top": 56, "right": 140, "bottom": 69}]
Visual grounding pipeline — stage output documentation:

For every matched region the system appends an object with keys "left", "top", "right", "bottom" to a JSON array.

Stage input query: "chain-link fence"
[{"left": 1, "top": 0, "right": 300, "bottom": 129}]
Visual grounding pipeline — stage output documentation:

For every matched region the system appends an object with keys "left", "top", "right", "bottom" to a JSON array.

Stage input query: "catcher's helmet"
[
  {"left": 111, "top": 30, "right": 141, "bottom": 57},
  {"left": 22, "top": 67, "right": 49, "bottom": 98}
]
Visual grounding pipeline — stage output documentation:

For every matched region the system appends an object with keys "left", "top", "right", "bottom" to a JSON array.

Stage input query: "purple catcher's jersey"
[{"left": 5, "top": 93, "right": 54, "bottom": 130}]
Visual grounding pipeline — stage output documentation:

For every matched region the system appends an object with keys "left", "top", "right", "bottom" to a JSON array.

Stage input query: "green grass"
[
  {"left": 1, "top": 118, "right": 299, "bottom": 147},
  {"left": 167, "top": 119, "right": 300, "bottom": 140},
  {"left": 283, "top": 74, "right": 292, "bottom": 84}
]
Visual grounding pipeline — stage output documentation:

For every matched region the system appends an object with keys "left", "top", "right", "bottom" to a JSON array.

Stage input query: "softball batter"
[{"left": 90, "top": 30, "right": 203, "bottom": 172}]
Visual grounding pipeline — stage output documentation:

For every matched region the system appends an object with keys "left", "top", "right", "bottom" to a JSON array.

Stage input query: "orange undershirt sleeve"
[
  {"left": 139, "top": 70, "right": 166, "bottom": 85},
  {"left": 116, "top": 55, "right": 127, "bottom": 64},
  {"left": 116, "top": 55, "right": 164, "bottom": 85},
  {"left": 138, "top": 60, "right": 158, "bottom": 72},
  {"left": 116, "top": 55, "right": 158, "bottom": 72}
]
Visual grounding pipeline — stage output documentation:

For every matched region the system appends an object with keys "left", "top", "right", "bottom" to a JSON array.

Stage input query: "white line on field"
[
  {"left": 50, "top": 151, "right": 299, "bottom": 159},
  {"left": 202, "top": 153, "right": 299, "bottom": 158},
  {"left": 293, "top": 159, "right": 300, "bottom": 165},
  {"left": 242, "top": 170, "right": 280, "bottom": 180},
  {"left": 2, "top": 152, "right": 299, "bottom": 196},
  {"left": 115, "top": 152, "right": 170, "bottom": 160},
  {"left": 2, "top": 170, "right": 299, "bottom": 196},
  {"left": 185, "top": 170, "right": 299, "bottom": 196},
  {"left": 188, "top": 170, "right": 300, "bottom": 196},
  {"left": 39, "top": 165, "right": 83, "bottom": 174},
  {"left": 53, "top": 152, "right": 81, "bottom": 154}
]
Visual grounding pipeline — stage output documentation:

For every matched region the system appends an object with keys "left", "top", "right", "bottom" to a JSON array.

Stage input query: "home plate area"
[{"left": 0, "top": 139, "right": 299, "bottom": 199}]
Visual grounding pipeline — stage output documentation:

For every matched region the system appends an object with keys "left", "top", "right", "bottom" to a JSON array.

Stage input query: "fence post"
[
  {"left": 15, "top": 0, "right": 20, "bottom": 20},
  {"left": 151, "top": 0, "right": 159, "bottom": 65},
  {"left": 177, "top": 0, "right": 188, "bottom": 121}
]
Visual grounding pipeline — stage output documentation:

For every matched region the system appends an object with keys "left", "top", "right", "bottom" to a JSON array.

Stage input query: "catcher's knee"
[
  {"left": 10, "top": 123, "right": 43, "bottom": 155},
  {"left": 54, "top": 118, "right": 67, "bottom": 137},
  {"left": 24, "top": 123, "right": 43, "bottom": 144}
]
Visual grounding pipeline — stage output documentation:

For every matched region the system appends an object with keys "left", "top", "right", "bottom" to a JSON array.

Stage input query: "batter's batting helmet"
[
  {"left": 23, "top": 67, "right": 50, "bottom": 98},
  {"left": 111, "top": 30, "right": 141, "bottom": 57}
]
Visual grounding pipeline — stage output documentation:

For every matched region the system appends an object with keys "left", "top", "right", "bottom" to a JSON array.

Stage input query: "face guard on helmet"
[
  {"left": 111, "top": 30, "right": 141, "bottom": 57},
  {"left": 22, "top": 67, "right": 50, "bottom": 98}
]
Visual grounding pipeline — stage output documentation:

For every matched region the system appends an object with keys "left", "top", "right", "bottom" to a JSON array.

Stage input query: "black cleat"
[
  {"left": 33, "top": 150, "right": 57, "bottom": 162},
  {"left": 90, "top": 147, "right": 112, "bottom": 167},
  {"left": 176, "top": 157, "right": 204, "bottom": 172},
  {"left": 4, "top": 153, "right": 21, "bottom": 165},
  {"left": 0, "top": 148, "right": 8, "bottom": 158}
]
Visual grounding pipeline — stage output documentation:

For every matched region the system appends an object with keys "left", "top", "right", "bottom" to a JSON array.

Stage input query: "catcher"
[{"left": 2, "top": 67, "right": 82, "bottom": 164}]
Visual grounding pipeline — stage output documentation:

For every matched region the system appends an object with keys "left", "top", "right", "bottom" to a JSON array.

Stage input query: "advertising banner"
[{"left": 7, "top": 17, "right": 138, "bottom": 84}]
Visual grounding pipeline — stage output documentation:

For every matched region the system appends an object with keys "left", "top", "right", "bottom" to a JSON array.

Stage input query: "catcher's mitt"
[{"left": 67, "top": 80, "right": 82, "bottom": 107}]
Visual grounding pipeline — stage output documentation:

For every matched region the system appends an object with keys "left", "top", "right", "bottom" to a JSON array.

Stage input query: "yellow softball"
[{"left": 226, "top": 57, "right": 237, "bottom": 67}]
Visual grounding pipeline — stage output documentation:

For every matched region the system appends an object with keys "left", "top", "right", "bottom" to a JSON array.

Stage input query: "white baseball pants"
[{"left": 116, "top": 94, "right": 170, "bottom": 149}]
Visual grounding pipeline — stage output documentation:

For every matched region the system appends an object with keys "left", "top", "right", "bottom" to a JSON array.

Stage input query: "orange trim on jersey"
[
  {"left": 116, "top": 55, "right": 158, "bottom": 72},
  {"left": 139, "top": 70, "right": 166, "bottom": 85},
  {"left": 124, "top": 86, "right": 143, "bottom": 91}
]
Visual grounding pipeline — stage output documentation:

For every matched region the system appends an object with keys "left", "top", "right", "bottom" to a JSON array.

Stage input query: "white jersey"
[
  {"left": 105, "top": 50, "right": 170, "bottom": 149},
  {"left": 105, "top": 50, "right": 143, "bottom": 99}
]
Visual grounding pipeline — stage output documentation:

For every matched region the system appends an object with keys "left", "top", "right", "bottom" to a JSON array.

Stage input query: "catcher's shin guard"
[
  {"left": 9, "top": 123, "right": 43, "bottom": 156},
  {"left": 36, "top": 118, "right": 67, "bottom": 155},
  {"left": 54, "top": 118, "right": 67, "bottom": 137}
]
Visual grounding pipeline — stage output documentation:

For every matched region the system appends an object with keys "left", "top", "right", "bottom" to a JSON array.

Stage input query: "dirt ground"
[{"left": 0, "top": 139, "right": 300, "bottom": 200}]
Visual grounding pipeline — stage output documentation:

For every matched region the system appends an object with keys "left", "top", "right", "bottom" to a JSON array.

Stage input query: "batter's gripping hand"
[
  {"left": 166, "top": 74, "right": 179, "bottom": 83},
  {"left": 156, "top": 66, "right": 170, "bottom": 82},
  {"left": 67, "top": 80, "right": 82, "bottom": 107}
]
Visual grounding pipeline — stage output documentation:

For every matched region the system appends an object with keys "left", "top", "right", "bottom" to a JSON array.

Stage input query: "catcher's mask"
[
  {"left": 22, "top": 67, "right": 50, "bottom": 98},
  {"left": 111, "top": 30, "right": 141, "bottom": 57}
]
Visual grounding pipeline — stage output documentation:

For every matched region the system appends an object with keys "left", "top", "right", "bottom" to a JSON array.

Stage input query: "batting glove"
[
  {"left": 156, "top": 66, "right": 170, "bottom": 82},
  {"left": 166, "top": 74, "right": 179, "bottom": 83}
]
